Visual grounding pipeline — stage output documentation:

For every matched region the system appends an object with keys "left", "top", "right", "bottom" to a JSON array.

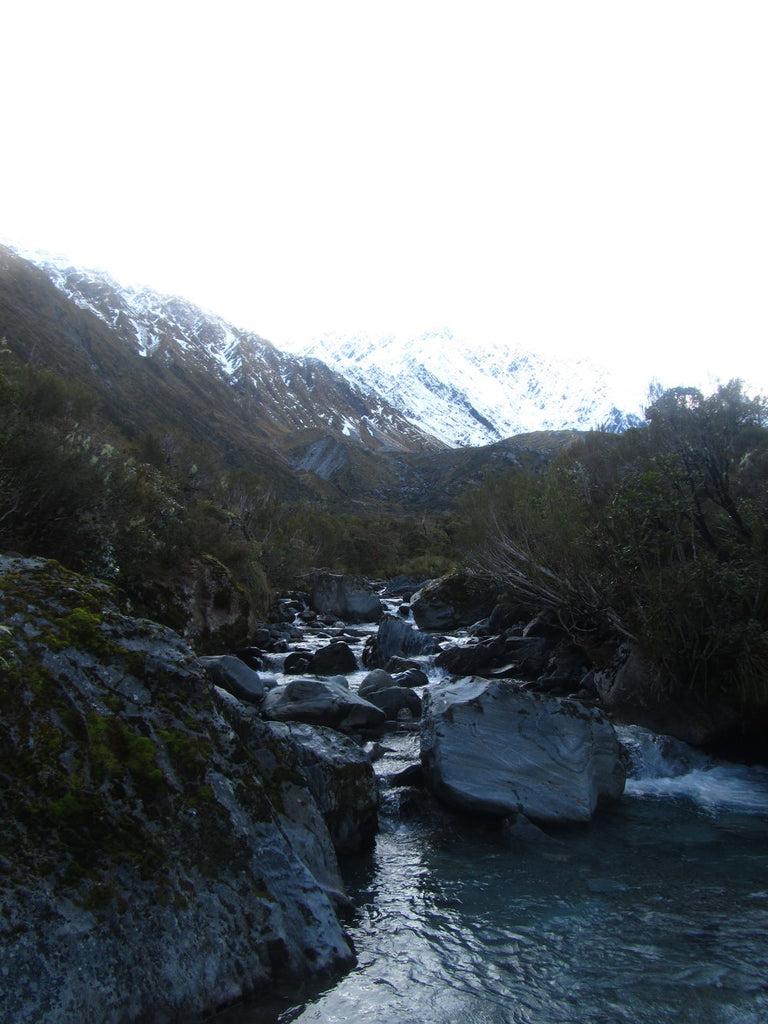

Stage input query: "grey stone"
[
  {"left": 262, "top": 677, "right": 386, "bottom": 732},
  {"left": 307, "top": 572, "right": 384, "bottom": 623},
  {"left": 362, "top": 613, "right": 439, "bottom": 668},
  {"left": 366, "top": 686, "right": 422, "bottom": 721},
  {"left": 0, "top": 556, "right": 355, "bottom": 1024},
  {"left": 358, "top": 668, "right": 395, "bottom": 696},
  {"left": 421, "top": 677, "right": 625, "bottom": 824},
  {"left": 196, "top": 654, "right": 265, "bottom": 703},
  {"left": 310, "top": 641, "right": 358, "bottom": 676}
]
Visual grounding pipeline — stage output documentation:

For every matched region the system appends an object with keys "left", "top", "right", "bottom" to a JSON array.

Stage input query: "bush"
[{"left": 469, "top": 381, "right": 768, "bottom": 713}]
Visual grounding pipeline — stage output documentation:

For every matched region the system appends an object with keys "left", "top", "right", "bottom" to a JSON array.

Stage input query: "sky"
[{"left": 3, "top": 1, "right": 767, "bottom": 393}]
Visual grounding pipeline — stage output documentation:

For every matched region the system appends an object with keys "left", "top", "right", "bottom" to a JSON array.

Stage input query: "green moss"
[
  {"left": 157, "top": 727, "right": 212, "bottom": 784},
  {"left": 86, "top": 712, "right": 163, "bottom": 794}
]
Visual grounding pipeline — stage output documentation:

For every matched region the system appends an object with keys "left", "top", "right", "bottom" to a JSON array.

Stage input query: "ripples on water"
[{"left": 215, "top": 726, "right": 768, "bottom": 1024}]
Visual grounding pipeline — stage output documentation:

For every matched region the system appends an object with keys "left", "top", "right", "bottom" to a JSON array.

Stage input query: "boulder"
[
  {"left": 262, "top": 677, "right": 386, "bottom": 732},
  {"left": 283, "top": 649, "right": 315, "bottom": 674},
  {"left": 307, "top": 571, "right": 384, "bottom": 623},
  {"left": 362, "top": 613, "right": 440, "bottom": 668},
  {"left": 366, "top": 686, "right": 422, "bottom": 722},
  {"left": 410, "top": 571, "right": 499, "bottom": 632},
  {"left": 0, "top": 556, "right": 354, "bottom": 1024},
  {"left": 594, "top": 643, "right": 740, "bottom": 747},
  {"left": 391, "top": 668, "right": 429, "bottom": 688},
  {"left": 434, "top": 636, "right": 511, "bottom": 676},
  {"left": 420, "top": 677, "right": 625, "bottom": 824},
  {"left": 197, "top": 654, "right": 266, "bottom": 703},
  {"left": 131, "top": 554, "right": 252, "bottom": 654},
  {"left": 310, "top": 641, "right": 358, "bottom": 676},
  {"left": 358, "top": 668, "right": 396, "bottom": 697},
  {"left": 259, "top": 721, "right": 379, "bottom": 853}
]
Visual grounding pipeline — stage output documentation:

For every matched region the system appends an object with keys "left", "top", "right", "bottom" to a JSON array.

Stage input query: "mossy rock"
[{"left": 0, "top": 556, "right": 355, "bottom": 1022}]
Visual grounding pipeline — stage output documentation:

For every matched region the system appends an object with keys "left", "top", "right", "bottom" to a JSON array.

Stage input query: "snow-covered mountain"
[
  {"left": 22, "top": 248, "right": 646, "bottom": 449},
  {"left": 11, "top": 248, "right": 441, "bottom": 454},
  {"left": 282, "top": 329, "right": 645, "bottom": 447}
]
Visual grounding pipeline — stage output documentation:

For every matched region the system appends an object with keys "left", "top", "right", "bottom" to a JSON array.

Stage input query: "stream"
[{"left": 213, "top": 608, "right": 768, "bottom": 1024}]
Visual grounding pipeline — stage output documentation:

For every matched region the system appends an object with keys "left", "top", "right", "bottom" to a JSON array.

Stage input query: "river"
[{"left": 213, "top": 615, "right": 768, "bottom": 1024}]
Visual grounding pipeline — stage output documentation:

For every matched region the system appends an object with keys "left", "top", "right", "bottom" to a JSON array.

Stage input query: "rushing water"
[{"left": 214, "top": 618, "right": 768, "bottom": 1024}]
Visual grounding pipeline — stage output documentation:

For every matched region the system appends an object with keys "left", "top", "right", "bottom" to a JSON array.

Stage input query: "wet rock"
[
  {"left": 385, "top": 657, "right": 422, "bottom": 673},
  {"left": 310, "top": 641, "right": 358, "bottom": 676},
  {"left": 284, "top": 649, "right": 315, "bottom": 674},
  {"left": 362, "top": 613, "right": 439, "bottom": 668},
  {"left": 262, "top": 677, "right": 386, "bottom": 733},
  {"left": 358, "top": 668, "right": 396, "bottom": 697},
  {"left": 262, "top": 721, "right": 380, "bottom": 853},
  {"left": 421, "top": 677, "right": 625, "bottom": 824},
  {"left": 391, "top": 668, "right": 429, "bottom": 688},
  {"left": 366, "top": 686, "right": 422, "bottom": 722},
  {"left": 434, "top": 636, "right": 510, "bottom": 676},
  {"left": 197, "top": 654, "right": 266, "bottom": 703}
]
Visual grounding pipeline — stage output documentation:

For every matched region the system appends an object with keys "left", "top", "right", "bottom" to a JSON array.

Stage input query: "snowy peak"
[{"left": 284, "top": 330, "right": 645, "bottom": 446}]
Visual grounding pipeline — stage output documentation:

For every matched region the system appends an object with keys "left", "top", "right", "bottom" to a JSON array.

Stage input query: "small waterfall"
[
  {"left": 618, "top": 724, "right": 708, "bottom": 780},
  {"left": 619, "top": 724, "right": 768, "bottom": 814}
]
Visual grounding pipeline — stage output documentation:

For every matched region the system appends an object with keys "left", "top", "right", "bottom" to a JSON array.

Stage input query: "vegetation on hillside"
[
  {"left": 0, "top": 342, "right": 456, "bottom": 611},
  {"left": 462, "top": 380, "right": 768, "bottom": 717}
]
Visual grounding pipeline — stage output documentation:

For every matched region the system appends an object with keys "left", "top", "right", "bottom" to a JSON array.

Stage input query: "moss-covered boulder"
[
  {"left": 410, "top": 570, "right": 500, "bottom": 631},
  {"left": 129, "top": 554, "right": 253, "bottom": 655},
  {"left": 0, "top": 556, "right": 355, "bottom": 1023}
]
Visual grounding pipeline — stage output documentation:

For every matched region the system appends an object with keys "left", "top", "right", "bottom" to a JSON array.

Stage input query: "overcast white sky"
[{"left": 2, "top": 1, "right": 766, "bottom": 391}]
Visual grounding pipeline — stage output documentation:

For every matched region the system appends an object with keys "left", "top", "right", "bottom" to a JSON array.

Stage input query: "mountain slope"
[
  {"left": 15, "top": 249, "right": 444, "bottom": 455},
  {"left": 283, "top": 329, "right": 644, "bottom": 446}
]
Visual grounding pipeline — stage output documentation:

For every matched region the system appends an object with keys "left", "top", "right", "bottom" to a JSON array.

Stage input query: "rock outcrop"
[
  {"left": 420, "top": 677, "right": 625, "bottom": 824},
  {"left": 0, "top": 557, "right": 357, "bottom": 1023},
  {"left": 594, "top": 643, "right": 740, "bottom": 747},
  {"left": 257, "top": 720, "right": 379, "bottom": 853}
]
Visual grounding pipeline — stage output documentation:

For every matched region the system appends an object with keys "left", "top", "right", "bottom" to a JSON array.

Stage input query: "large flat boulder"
[{"left": 420, "top": 678, "right": 625, "bottom": 824}]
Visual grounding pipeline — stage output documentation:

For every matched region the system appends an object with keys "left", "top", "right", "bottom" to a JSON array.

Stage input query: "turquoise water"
[{"left": 216, "top": 729, "right": 768, "bottom": 1024}]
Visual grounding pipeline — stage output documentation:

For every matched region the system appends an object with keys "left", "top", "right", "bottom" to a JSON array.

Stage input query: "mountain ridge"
[{"left": 282, "top": 328, "right": 644, "bottom": 446}]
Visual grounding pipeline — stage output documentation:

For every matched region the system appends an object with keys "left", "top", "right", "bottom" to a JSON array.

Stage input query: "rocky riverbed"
[{"left": 0, "top": 562, "right": 745, "bottom": 1023}]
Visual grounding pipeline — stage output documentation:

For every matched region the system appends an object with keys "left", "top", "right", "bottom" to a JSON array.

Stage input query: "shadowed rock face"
[
  {"left": 308, "top": 572, "right": 385, "bottom": 623},
  {"left": 0, "top": 556, "right": 357, "bottom": 1023},
  {"left": 410, "top": 571, "right": 499, "bottom": 631},
  {"left": 420, "top": 678, "right": 626, "bottom": 824}
]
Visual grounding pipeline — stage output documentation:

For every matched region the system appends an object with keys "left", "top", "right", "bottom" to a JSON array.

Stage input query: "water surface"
[{"left": 217, "top": 728, "right": 768, "bottom": 1024}]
